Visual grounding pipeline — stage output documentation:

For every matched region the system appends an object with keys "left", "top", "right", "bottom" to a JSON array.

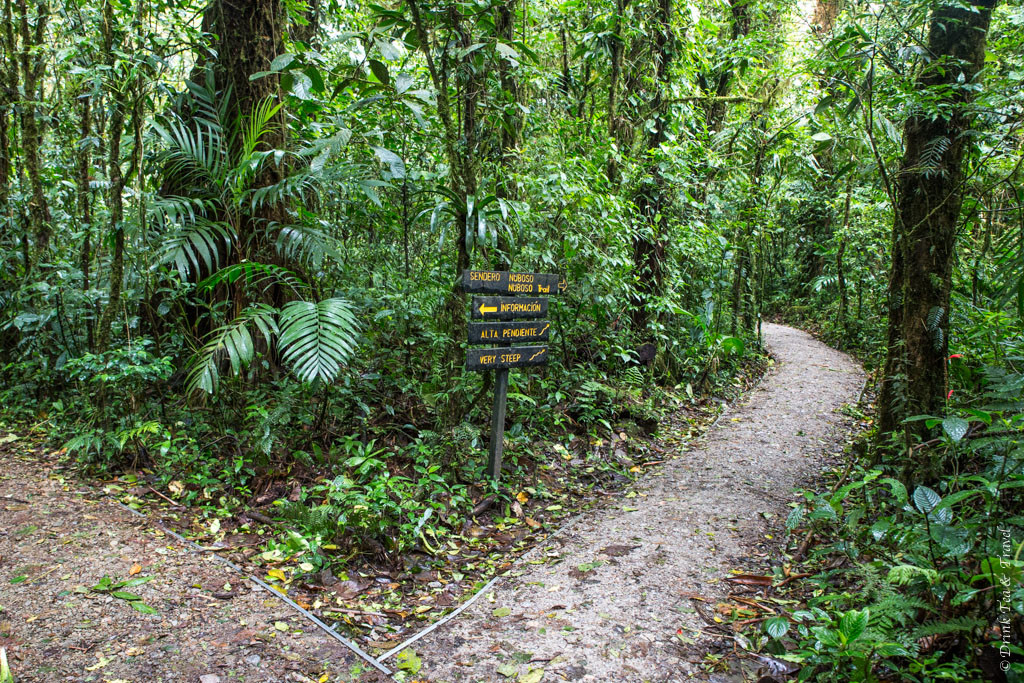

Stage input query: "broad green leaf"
[
  {"left": 930, "top": 524, "right": 971, "bottom": 556},
  {"left": 111, "top": 591, "right": 142, "bottom": 601},
  {"left": 395, "top": 649, "right": 421, "bottom": 673},
  {"left": 368, "top": 59, "right": 390, "bottom": 86},
  {"left": 496, "top": 662, "right": 518, "bottom": 678},
  {"left": 271, "top": 53, "right": 295, "bottom": 71},
  {"left": 942, "top": 416, "right": 969, "bottom": 442},
  {"left": 913, "top": 486, "right": 941, "bottom": 514},
  {"left": 520, "top": 669, "right": 544, "bottom": 683},
  {"left": 764, "top": 616, "right": 790, "bottom": 639},
  {"left": 839, "top": 609, "right": 868, "bottom": 643}
]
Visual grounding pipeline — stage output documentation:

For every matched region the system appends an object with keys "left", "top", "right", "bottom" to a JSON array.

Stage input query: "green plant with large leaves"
[{"left": 152, "top": 76, "right": 360, "bottom": 392}]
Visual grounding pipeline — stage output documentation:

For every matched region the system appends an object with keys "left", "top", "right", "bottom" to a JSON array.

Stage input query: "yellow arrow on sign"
[{"left": 478, "top": 302, "right": 498, "bottom": 315}]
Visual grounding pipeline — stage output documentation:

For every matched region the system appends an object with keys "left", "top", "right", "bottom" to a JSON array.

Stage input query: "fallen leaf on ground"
[
  {"left": 725, "top": 574, "right": 773, "bottom": 586},
  {"left": 520, "top": 668, "right": 545, "bottom": 683}
]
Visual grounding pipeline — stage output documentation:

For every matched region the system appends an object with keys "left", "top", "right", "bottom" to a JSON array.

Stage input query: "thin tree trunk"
[
  {"left": 836, "top": 176, "right": 852, "bottom": 335},
  {"left": 0, "top": 0, "right": 11, "bottom": 260},
  {"left": 605, "top": 0, "right": 627, "bottom": 183},
  {"left": 78, "top": 94, "right": 95, "bottom": 350}
]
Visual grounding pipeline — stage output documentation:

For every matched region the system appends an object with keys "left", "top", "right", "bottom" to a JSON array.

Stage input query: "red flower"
[
  {"left": 949, "top": 353, "right": 963, "bottom": 360},
  {"left": 947, "top": 389, "right": 954, "bottom": 400}
]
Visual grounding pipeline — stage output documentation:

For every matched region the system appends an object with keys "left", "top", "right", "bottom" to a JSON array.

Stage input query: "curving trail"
[{"left": 409, "top": 323, "right": 865, "bottom": 682}]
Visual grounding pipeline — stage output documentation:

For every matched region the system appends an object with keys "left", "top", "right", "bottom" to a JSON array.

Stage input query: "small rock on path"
[{"left": 409, "top": 323, "right": 865, "bottom": 682}]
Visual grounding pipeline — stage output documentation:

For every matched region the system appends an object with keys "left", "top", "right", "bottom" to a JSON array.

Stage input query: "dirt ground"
[
  {"left": 0, "top": 449, "right": 388, "bottom": 683},
  {"left": 403, "top": 322, "right": 865, "bottom": 682}
]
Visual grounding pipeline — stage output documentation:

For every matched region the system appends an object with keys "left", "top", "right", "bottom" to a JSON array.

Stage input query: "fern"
[
  {"left": 623, "top": 366, "right": 644, "bottom": 388},
  {"left": 114, "top": 421, "right": 163, "bottom": 450},
  {"left": 919, "top": 136, "right": 950, "bottom": 178},
  {"left": 887, "top": 563, "right": 939, "bottom": 585},
  {"left": 280, "top": 501, "right": 340, "bottom": 540},
  {"left": 911, "top": 616, "right": 985, "bottom": 641}
]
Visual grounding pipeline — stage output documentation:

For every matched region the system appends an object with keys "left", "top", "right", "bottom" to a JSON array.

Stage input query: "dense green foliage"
[{"left": 1, "top": 0, "right": 1023, "bottom": 678}]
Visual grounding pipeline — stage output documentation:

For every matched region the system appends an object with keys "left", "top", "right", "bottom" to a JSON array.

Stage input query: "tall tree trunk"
[
  {"left": 837, "top": 176, "right": 852, "bottom": 335},
  {"left": 689, "top": 0, "right": 753, "bottom": 211},
  {"left": 96, "top": 0, "right": 126, "bottom": 352},
  {"left": 0, "top": 0, "right": 12, "bottom": 262},
  {"left": 629, "top": 0, "right": 672, "bottom": 343},
  {"left": 494, "top": 1, "right": 520, "bottom": 265},
  {"left": 701, "top": 0, "right": 751, "bottom": 135},
  {"left": 407, "top": 0, "right": 478, "bottom": 425},
  {"left": 605, "top": 0, "right": 628, "bottom": 183},
  {"left": 877, "top": 0, "right": 997, "bottom": 451},
  {"left": 794, "top": 0, "right": 840, "bottom": 292},
  {"left": 78, "top": 93, "right": 95, "bottom": 350},
  {"left": 407, "top": 0, "right": 470, "bottom": 278},
  {"left": 16, "top": 0, "right": 48, "bottom": 263},
  {"left": 203, "top": 0, "right": 286, "bottom": 270}
]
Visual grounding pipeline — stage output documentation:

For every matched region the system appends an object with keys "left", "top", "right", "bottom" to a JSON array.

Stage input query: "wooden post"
[{"left": 487, "top": 367, "right": 509, "bottom": 480}]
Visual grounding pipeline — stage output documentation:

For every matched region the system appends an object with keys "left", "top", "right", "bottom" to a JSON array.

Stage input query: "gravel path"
[
  {"left": 408, "top": 322, "right": 865, "bottom": 682},
  {"left": 0, "top": 449, "right": 387, "bottom": 683}
]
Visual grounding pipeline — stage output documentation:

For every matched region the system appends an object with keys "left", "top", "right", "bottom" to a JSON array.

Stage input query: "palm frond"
[
  {"left": 186, "top": 304, "right": 280, "bottom": 394},
  {"left": 152, "top": 116, "right": 227, "bottom": 188},
  {"left": 160, "top": 218, "right": 236, "bottom": 279},
  {"left": 250, "top": 170, "right": 320, "bottom": 211},
  {"left": 197, "top": 261, "right": 310, "bottom": 297},
  {"left": 274, "top": 223, "right": 340, "bottom": 269},
  {"left": 278, "top": 298, "right": 360, "bottom": 384},
  {"left": 242, "top": 96, "right": 283, "bottom": 161}
]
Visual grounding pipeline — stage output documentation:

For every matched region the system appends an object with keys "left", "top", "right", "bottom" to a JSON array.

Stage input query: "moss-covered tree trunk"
[
  {"left": 629, "top": 0, "right": 672, "bottom": 343},
  {"left": 0, "top": 0, "right": 13, "bottom": 265},
  {"left": 202, "top": 0, "right": 286, "bottom": 268},
  {"left": 95, "top": 0, "right": 126, "bottom": 352},
  {"left": 877, "top": 0, "right": 997, "bottom": 450},
  {"left": 16, "top": 0, "right": 48, "bottom": 264}
]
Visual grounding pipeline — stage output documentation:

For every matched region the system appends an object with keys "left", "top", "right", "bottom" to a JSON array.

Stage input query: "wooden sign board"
[
  {"left": 463, "top": 270, "right": 567, "bottom": 296},
  {"left": 471, "top": 296, "right": 547, "bottom": 320},
  {"left": 468, "top": 321, "right": 551, "bottom": 344},
  {"left": 466, "top": 346, "right": 549, "bottom": 372}
]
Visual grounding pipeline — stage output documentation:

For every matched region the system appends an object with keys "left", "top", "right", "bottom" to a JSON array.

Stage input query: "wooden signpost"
[{"left": 463, "top": 269, "right": 564, "bottom": 481}]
